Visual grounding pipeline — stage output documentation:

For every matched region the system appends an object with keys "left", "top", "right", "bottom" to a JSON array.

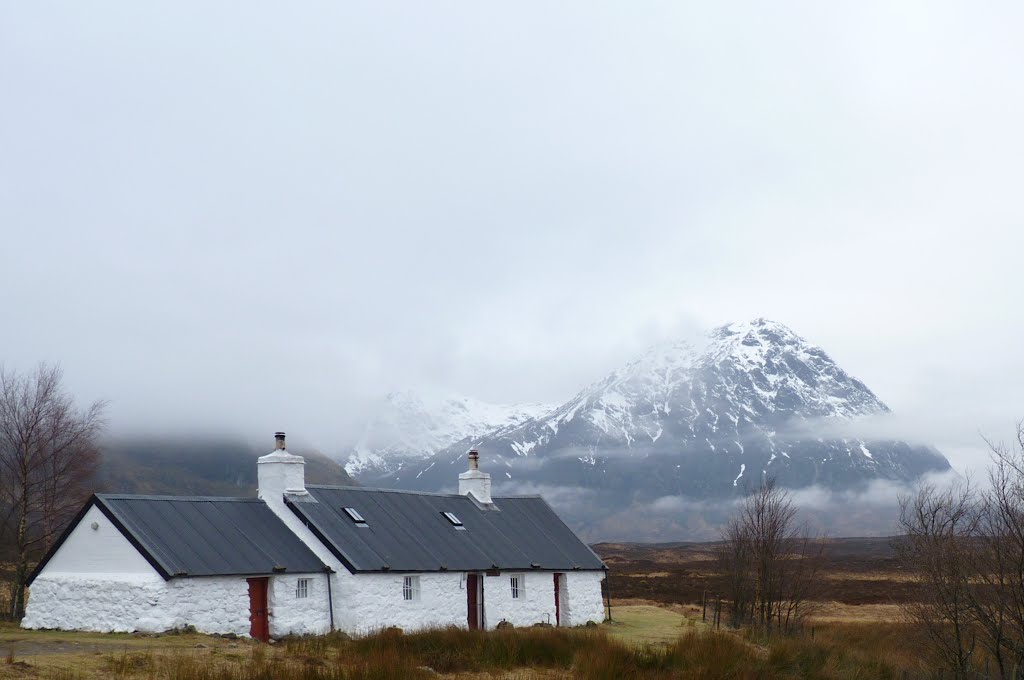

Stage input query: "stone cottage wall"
[
  {"left": 23, "top": 574, "right": 170, "bottom": 632},
  {"left": 269, "top": 572, "right": 333, "bottom": 637},
  {"left": 332, "top": 568, "right": 466, "bottom": 634},
  {"left": 485, "top": 571, "right": 558, "bottom": 628},
  {"left": 165, "top": 576, "right": 252, "bottom": 636},
  {"left": 565, "top": 571, "right": 606, "bottom": 626}
]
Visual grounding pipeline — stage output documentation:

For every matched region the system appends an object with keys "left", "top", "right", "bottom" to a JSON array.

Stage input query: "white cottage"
[{"left": 23, "top": 434, "right": 608, "bottom": 639}]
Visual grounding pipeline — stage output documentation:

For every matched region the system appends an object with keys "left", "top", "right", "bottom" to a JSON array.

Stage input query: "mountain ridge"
[{"left": 363, "top": 319, "right": 949, "bottom": 539}]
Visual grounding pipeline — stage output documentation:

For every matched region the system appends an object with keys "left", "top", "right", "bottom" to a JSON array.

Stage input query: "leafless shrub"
[{"left": 716, "top": 481, "right": 823, "bottom": 634}]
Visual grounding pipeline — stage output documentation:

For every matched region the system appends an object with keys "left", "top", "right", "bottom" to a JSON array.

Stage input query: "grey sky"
[{"left": 1, "top": 3, "right": 1021, "bottom": 469}]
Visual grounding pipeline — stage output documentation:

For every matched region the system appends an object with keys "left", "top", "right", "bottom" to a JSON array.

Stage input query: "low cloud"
[{"left": 593, "top": 469, "right": 965, "bottom": 542}]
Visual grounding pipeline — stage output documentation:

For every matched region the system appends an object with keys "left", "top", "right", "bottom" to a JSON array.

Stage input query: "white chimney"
[
  {"left": 458, "top": 449, "right": 492, "bottom": 504},
  {"left": 258, "top": 432, "right": 308, "bottom": 501}
]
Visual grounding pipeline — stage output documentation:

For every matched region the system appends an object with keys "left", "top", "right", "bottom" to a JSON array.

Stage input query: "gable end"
[{"left": 27, "top": 496, "right": 173, "bottom": 585}]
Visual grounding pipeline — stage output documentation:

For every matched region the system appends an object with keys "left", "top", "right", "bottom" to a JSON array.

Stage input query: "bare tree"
[
  {"left": 0, "top": 364, "right": 105, "bottom": 619},
  {"left": 898, "top": 423, "right": 1024, "bottom": 679},
  {"left": 896, "top": 480, "right": 979, "bottom": 678},
  {"left": 716, "top": 481, "right": 823, "bottom": 634}
]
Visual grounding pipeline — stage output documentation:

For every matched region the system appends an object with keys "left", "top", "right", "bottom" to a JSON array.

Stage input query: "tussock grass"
[
  {"left": 9, "top": 616, "right": 933, "bottom": 679},
  {"left": 104, "top": 649, "right": 154, "bottom": 676},
  {"left": 157, "top": 653, "right": 425, "bottom": 680},
  {"left": 45, "top": 670, "right": 87, "bottom": 680},
  {"left": 286, "top": 625, "right": 599, "bottom": 674}
]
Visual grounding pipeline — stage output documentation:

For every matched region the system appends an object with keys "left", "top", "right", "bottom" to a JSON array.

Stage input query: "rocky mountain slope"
[
  {"left": 343, "top": 390, "right": 553, "bottom": 477},
  {"left": 376, "top": 319, "right": 950, "bottom": 539}
]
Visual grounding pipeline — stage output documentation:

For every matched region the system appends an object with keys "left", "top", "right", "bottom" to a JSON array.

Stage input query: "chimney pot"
[
  {"left": 274, "top": 432, "right": 286, "bottom": 450},
  {"left": 459, "top": 449, "right": 491, "bottom": 504}
]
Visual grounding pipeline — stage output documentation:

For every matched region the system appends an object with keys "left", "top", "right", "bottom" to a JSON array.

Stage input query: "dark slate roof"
[
  {"left": 30, "top": 494, "right": 326, "bottom": 583},
  {"left": 286, "top": 486, "right": 606, "bottom": 573}
]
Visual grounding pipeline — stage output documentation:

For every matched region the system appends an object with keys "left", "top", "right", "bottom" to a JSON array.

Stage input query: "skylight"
[
  {"left": 442, "top": 511, "right": 463, "bottom": 527},
  {"left": 343, "top": 507, "right": 366, "bottom": 524}
]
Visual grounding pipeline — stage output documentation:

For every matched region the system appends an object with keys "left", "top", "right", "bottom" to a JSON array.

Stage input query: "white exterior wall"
[
  {"left": 332, "top": 568, "right": 466, "bottom": 634},
  {"left": 24, "top": 575, "right": 168, "bottom": 632},
  {"left": 25, "top": 570, "right": 332, "bottom": 637},
  {"left": 564, "top": 571, "right": 606, "bottom": 626},
  {"left": 269, "top": 573, "right": 333, "bottom": 637},
  {"left": 329, "top": 569, "right": 605, "bottom": 633},
  {"left": 166, "top": 576, "right": 251, "bottom": 635},
  {"left": 485, "top": 572, "right": 556, "bottom": 628},
  {"left": 23, "top": 574, "right": 251, "bottom": 634},
  {"left": 484, "top": 571, "right": 605, "bottom": 628}
]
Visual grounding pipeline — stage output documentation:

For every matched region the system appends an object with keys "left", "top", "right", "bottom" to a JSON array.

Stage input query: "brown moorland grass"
[
  {"left": 23, "top": 621, "right": 922, "bottom": 680},
  {"left": 0, "top": 619, "right": 938, "bottom": 680}
]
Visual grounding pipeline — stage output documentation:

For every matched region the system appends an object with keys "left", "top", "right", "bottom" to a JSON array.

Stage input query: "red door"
[
  {"left": 247, "top": 577, "right": 270, "bottom": 642},
  {"left": 467, "top": 573, "right": 480, "bottom": 630},
  {"left": 553, "top": 573, "right": 563, "bottom": 626}
]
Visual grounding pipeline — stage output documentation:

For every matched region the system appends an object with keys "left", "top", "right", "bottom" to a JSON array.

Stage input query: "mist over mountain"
[
  {"left": 343, "top": 391, "right": 554, "bottom": 477},
  {"left": 358, "top": 319, "right": 950, "bottom": 540},
  {"left": 98, "top": 437, "right": 355, "bottom": 497}
]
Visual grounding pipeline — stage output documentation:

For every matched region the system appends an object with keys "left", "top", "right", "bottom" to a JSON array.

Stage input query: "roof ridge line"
[{"left": 305, "top": 485, "right": 543, "bottom": 500}]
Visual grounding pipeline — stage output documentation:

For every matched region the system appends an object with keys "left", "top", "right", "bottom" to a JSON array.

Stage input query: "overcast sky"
[{"left": 1, "top": 3, "right": 1021, "bottom": 469}]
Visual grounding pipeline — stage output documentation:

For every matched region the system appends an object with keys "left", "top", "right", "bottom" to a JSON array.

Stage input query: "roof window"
[
  {"left": 442, "top": 511, "right": 466, "bottom": 530},
  {"left": 343, "top": 507, "right": 367, "bottom": 526}
]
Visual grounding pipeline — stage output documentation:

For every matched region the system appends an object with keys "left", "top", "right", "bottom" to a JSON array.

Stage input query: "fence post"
[{"left": 702, "top": 590, "right": 707, "bottom": 622}]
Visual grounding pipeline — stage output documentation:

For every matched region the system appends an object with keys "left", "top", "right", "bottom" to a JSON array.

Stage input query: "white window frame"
[
  {"left": 403, "top": 575, "right": 421, "bottom": 602},
  {"left": 296, "top": 578, "right": 311, "bottom": 599},
  {"left": 510, "top": 574, "right": 524, "bottom": 599}
]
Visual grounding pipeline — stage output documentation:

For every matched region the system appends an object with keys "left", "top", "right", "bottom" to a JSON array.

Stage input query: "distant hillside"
[{"left": 97, "top": 437, "right": 356, "bottom": 497}]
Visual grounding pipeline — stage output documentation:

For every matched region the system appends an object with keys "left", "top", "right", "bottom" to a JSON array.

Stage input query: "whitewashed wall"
[
  {"left": 23, "top": 574, "right": 248, "bottom": 634},
  {"left": 167, "top": 576, "right": 251, "bottom": 635},
  {"left": 269, "top": 573, "right": 332, "bottom": 637},
  {"left": 485, "top": 571, "right": 605, "bottom": 628},
  {"left": 24, "top": 575, "right": 168, "bottom": 632},
  {"left": 565, "top": 571, "right": 606, "bottom": 626},
  {"left": 332, "top": 568, "right": 466, "bottom": 634},
  {"left": 485, "top": 571, "right": 556, "bottom": 628},
  {"left": 329, "top": 568, "right": 605, "bottom": 633}
]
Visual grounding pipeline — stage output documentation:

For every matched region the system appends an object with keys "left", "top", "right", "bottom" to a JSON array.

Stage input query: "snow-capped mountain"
[
  {"left": 344, "top": 390, "right": 554, "bottom": 477},
  {"left": 381, "top": 319, "right": 950, "bottom": 537}
]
